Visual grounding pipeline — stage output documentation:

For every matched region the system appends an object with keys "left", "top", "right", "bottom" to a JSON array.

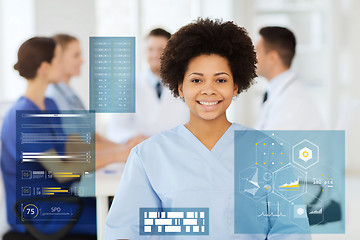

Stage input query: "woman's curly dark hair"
[{"left": 160, "top": 18, "right": 257, "bottom": 97}]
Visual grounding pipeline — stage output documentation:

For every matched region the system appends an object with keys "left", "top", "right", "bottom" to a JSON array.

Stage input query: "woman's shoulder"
[
  {"left": 3, "top": 97, "right": 34, "bottom": 119},
  {"left": 1, "top": 97, "right": 33, "bottom": 139},
  {"left": 13, "top": 96, "right": 37, "bottom": 110},
  {"left": 231, "top": 122, "right": 253, "bottom": 131},
  {"left": 1, "top": 97, "right": 57, "bottom": 132},
  {"left": 133, "top": 125, "right": 183, "bottom": 151},
  {"left": 44, "top": 97, "right": 59, "bottom": 111}
]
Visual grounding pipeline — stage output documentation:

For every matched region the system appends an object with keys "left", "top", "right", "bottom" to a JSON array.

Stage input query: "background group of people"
[{"left": 0, "top": 18, "right": 322, "bottom": 239}]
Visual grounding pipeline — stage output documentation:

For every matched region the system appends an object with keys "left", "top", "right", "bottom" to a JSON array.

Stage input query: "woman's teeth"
[{"left": 199, "top": 101, "right": 219, "bottom": 106}]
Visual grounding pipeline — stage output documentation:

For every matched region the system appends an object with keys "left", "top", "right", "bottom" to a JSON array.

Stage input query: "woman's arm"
[{"left": 105, "top": 148, "right": 161, "bottom": 239}]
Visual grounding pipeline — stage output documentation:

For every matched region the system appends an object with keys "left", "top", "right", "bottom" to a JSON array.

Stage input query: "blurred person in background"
[
  {"left": 46, "top": 34, "right": 85, "bottom": 110},
  {"left": 1, "top": 37, "right": 97, "bottom": 239},
  {"left": 254, "top": 26, "right": 323, "bottom": 130},
  {"left": 107, "top": 28, "right": 189, "bottom": 143},
  {"left": 46, "top": 34, "right": 143, "bottom": 162},
  {"left": 0, "top": 36, "right": 135, "bottom": 239}
]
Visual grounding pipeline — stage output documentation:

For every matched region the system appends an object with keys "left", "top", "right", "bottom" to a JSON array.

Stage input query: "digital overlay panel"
[
  {"left": 16, "top": 110, "right": 95, "bottom": 224},
  {"left": 234, "top": 130, "right": 345, "bottom": 235},
  {"left": 89, "top": 37, "right": 135, "bottom": 113},
  {"left": 140, "top": 208, "right": 209, "bottom": 235}
]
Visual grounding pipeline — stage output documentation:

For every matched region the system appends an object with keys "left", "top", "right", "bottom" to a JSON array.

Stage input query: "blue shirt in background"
[
  {"left": 46, "top": 82, "right": 86, "bottom": 111},
  {"left": 0, "top": 96, "right": 96, "bottom": 235}
]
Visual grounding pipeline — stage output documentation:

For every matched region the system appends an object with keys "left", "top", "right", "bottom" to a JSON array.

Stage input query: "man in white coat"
[
  {"left": 254, "top": 26, "right": 323, "bottom": 130},
  {"left": 107, "top": 28, "right": 189, "bottom": 143}
]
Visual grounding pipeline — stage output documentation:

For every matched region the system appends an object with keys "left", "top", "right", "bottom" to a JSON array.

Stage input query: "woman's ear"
[
  {"left": 233, "top": 84, "right": 239, "bottom": 97},
  {"left": 178, "top": 83, "right": 184, "bottom": 98}
]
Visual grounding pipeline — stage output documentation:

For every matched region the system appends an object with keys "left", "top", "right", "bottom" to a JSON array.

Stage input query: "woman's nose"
[{"left": 200, "top": 81, "right": 216, "bottom": 95}]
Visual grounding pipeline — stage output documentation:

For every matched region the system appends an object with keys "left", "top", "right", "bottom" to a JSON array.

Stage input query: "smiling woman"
[
  {"left": 181, "top": 54, "right": 236, "bottom": 119},
  {"left": 160, "top": 18, "right": 257, "bottom": 98},
  {"left": 159, "top": 18, "right": 257, "bottom": 150},
  {"left": 178, "top": 54, "right": 239, "bottom": 149},
  {"left": 104, "top": 19, "right": 308, "bottom": 240}
]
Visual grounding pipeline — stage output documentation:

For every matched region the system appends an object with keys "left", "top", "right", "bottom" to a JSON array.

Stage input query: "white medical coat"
[{"left": 255, "top": 70, "right": 323, "bottom": 130}]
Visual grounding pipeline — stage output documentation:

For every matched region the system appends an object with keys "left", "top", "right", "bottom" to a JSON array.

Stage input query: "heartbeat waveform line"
[
  {"left": 257, "top": 212, "right": 287, "bottom": 217},
  {"left": 258, "top": 202, "right": 286, "bottom": 218}
]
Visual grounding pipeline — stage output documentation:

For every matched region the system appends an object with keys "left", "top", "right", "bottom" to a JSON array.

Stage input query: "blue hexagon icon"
[{"left": 293, "top": 139, "right": 319, "bottom": 169}]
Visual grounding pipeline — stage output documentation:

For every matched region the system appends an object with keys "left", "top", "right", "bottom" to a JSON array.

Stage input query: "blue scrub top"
[
  {"left": 0, "top": 96, "right": 96, "bottom": 235},
  {"left": 105, "top": 123, "right": 311, "bottom": 240}
]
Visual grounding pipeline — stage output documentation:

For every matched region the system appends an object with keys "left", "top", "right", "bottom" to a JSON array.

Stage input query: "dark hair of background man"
[
  {"left": 147, "top": 28, "right": 171, "bottom": 40},
  {"left": 259, "top": 26, "right": 296, "bottom": 67}
]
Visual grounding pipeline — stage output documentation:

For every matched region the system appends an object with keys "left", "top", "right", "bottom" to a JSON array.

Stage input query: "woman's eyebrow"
[
  {"left": 214, "top": 72, "right": 230, "bottom": 76},
  {"left": 188, "top": 72, "right": 230, "bottom": 77},
  {"left": 188, "top": 72, "right": 204, "bottom": 77}
]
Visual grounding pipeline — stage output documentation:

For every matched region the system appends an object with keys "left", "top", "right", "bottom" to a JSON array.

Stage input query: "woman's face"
[
  {"left": 46, "top": 45, "right": 63, "bottom": 83},
  {"left": 179, "top": 54, "right": 238, "bottom": 122},
  {"left": 60, "top": 40, "right": 83, "bottom": 77}
]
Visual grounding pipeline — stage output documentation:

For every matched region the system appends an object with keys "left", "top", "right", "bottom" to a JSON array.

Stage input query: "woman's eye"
[
  {"left": 191, "top": 79, "right": 201, "bottom": 83},
  {"left": 217, "top": 78, "right": 227, "bottom": 83}
]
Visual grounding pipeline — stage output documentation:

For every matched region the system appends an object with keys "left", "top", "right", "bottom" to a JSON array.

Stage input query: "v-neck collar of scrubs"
[{"left": 179, "top": 123, "right": 234, "bottom": 160}]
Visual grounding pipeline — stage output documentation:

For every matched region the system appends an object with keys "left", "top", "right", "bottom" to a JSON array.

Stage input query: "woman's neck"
[
  {"left": 24, "top": 77, "right": 49, "bottom": 110},
  {"left": 63, "top": 75, "right": 71, "bottom": 85},
  {"left": 185, "top": 114, "right": 232, "bottom": 150}
]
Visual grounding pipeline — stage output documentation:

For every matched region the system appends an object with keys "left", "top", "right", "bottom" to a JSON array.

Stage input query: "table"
[{"left": 95, "top": 163, "right": 125, "bottom": 240}]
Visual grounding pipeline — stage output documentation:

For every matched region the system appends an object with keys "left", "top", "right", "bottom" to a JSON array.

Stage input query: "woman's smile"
[{"left": 179, "top": 54, "right": 238, "bottom": 122}]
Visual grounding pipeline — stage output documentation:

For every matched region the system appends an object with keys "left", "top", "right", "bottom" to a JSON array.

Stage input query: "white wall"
[
  {"left": 35, "top": 0, "right": 96, "bottom": 108},
  {"left": 0, "top": 0, "right": 35, "bottom": 102},
  {"left": 0, "top": 0, "right": 3, "bottom": 101},
  {"left": 0, "top": 0, "right": 96, "bottom": 107},
  {"left": 335, "top": 0, "right": 360, "bottom": 170}
]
